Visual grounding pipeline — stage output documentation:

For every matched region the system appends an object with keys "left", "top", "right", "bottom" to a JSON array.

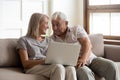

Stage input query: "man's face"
[{"left": 52, "top": 18, "right": 67, "bottom": 36}]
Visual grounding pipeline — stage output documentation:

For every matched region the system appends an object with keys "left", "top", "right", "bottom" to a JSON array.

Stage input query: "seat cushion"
[
  {"left": 0, "top": 68, "right": 48, "bottom": 80},
  {"left": 89, "top": 34, "right": 104, "bottom": 57}
]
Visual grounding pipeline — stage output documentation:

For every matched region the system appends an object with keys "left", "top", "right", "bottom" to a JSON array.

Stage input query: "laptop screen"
[{"left": 45, "top": 41, "right": 81, "bottom": 66}]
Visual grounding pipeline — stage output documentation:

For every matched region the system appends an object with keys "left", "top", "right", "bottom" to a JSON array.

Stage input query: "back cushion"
[
  {"left": 0, "top": 39, "right": 21, "bottom": 67},
  {"left": 89, "top": 34, "right": 104, "bottom": 57}
]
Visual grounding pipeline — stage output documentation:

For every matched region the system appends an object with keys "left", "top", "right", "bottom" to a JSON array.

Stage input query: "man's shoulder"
[
  {"left": 68, "top": 25, "right": 83, "bottom": 33},
  {"left": 69, "top": 25, "right": 83, "bottom": 30}
]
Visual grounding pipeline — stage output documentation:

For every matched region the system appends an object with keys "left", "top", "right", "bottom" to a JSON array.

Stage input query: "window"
[
  {"left": 0, "top": 0, "right": 48, "bottom": 38},
  {"left": 84, "top": 0, "right": 120, "bottom": 42}
]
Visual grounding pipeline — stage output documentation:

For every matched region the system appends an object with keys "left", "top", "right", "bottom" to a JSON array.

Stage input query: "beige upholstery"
[
  {"left": 0, "top": 68, "right": 48, "bottom": 80},
  {"left": 0, "top": 39, "right": 21, "bottom": 67},
  {"left": 105, "top": 44, "right": 120, "bottom": 62},
  {"left": 89, "top": 34, "right": 104, "bottom": 57},
  {"left": 0, "top": 34, "right": 120, "bottom": 80}
]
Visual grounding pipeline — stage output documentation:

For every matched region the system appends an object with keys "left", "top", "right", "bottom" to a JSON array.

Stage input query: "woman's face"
[{"left": 39, "top": 17, "right": 49, "bottom": 35}]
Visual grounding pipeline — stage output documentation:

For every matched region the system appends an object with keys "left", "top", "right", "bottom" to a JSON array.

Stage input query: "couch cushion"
[
  {"left": 89, "top": 34, "right": 104, "bottom": 57},
  {"left": 0, "top": 68, "right": 48, "bottom": 80},
  {"left": 0, "top": 39, "right": 21, "bottom": 67}
]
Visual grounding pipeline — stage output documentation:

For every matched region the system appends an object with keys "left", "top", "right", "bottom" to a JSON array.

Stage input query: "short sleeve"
[
  {"left": 16, "top": 37, "right": 27, "bottom": 50},
  {"left": 76, "top": 25, "right": 88, "bottom": 38}
]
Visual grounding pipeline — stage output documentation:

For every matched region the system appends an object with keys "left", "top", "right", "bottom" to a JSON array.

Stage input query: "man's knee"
[
  {"left": 106, "top": 60, "right": 118, "bottom": 73},
  {"left": 77, "top": 66, "right": 95, "bottom": 80},
  {"left": 77, "top": 66, "right": 92, "bottom": 74}
]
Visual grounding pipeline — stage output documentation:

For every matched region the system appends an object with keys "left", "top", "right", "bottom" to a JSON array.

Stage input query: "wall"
[
  {"left": 0, "top": 0, "right": 48, "bottom": 38},
  {"left": 48, "top": 0, "right": 84, "bottom": 27},
  {"left": 0, "top": 0, "right": 84, "bottom": 38},
  {"left": 78, "top": 0, "right": 84, "bottom": 26}
]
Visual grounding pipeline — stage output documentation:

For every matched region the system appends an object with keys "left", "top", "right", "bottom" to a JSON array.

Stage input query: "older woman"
[{"left": 16, "top": 13, "right": 77, "bottom": 80}]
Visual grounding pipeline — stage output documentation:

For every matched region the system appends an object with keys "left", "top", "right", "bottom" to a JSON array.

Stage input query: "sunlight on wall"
[
  {"left": 51, "top": 0, "right": 83, "bottom": 27},
  {"left": 0, "top": 0, "right": 84, "bottom": 38},
  {"left": 46, "top": 0, "right": 84, "bottom": 37}
]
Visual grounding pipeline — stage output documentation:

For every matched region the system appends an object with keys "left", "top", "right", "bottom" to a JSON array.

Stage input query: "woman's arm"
[{"left": 19, "top": 49, "right": 45, "bottom": 69}]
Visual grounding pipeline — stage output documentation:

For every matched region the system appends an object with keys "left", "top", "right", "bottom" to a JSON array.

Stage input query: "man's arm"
[{"left": 76, "top": 37, "right": 92, "bottom": 68}]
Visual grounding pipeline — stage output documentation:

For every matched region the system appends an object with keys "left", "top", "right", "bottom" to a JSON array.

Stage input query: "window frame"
[{"left": 84, "top": 0, "right": 120, "bottom": 45}]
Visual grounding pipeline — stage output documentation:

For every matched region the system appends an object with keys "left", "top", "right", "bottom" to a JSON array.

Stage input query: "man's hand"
[{"left": 75, "top": 57, "right": 87, "bottom": 69}]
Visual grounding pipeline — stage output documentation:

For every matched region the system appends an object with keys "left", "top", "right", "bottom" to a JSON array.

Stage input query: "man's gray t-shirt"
[{"left": 16, "top": 36, "right": 50, "bottom": 60}]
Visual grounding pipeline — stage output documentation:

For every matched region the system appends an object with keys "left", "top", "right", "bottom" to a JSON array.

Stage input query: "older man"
[{"left": 50, "top": 11, "right": 119, "bottom": 80}]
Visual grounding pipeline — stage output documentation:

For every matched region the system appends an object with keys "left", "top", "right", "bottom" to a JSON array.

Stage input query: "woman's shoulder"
[
  {"left": 18, "top": 36, "right": 27, "bottom": 41},
  {"left": 18, "top": 36, "right": 32, "bottom": 43}
]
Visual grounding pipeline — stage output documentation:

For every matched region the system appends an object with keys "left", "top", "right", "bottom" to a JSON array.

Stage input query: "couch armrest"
[{"left": 104, "top": 44, "right": 120, "bottom": 62}]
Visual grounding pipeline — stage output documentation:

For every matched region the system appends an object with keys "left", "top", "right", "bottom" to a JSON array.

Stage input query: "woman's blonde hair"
[{"left": 26, "top": 13, "right": 49, "bottom": 39}]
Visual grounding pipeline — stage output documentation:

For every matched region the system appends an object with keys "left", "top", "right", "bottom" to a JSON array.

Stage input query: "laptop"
[{"left": 45, "top": 41, "right": 81, "bottom": 66}]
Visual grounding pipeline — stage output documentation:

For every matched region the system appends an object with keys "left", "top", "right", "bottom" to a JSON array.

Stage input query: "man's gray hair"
[{"left": 51, "top": 12, "right": 67, "bottom": 21}]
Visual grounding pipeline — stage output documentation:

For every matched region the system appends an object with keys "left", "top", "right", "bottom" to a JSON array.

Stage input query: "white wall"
[
  {"left": 78, "top": 0, "right": 84, "bottom": 26},
  {"left": 48, "top": 0, "right": 84, "bottom": 27},
  {"left": 0, "top": 0, "right": 48, "bottom": 38},
  {"left": 0, "top": 0, "right": 84, "bottom": 38}
]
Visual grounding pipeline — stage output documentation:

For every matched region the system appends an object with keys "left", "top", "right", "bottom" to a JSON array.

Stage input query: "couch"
[{"left": 0, "top": 34, "right": 120, "bottom": 80}]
